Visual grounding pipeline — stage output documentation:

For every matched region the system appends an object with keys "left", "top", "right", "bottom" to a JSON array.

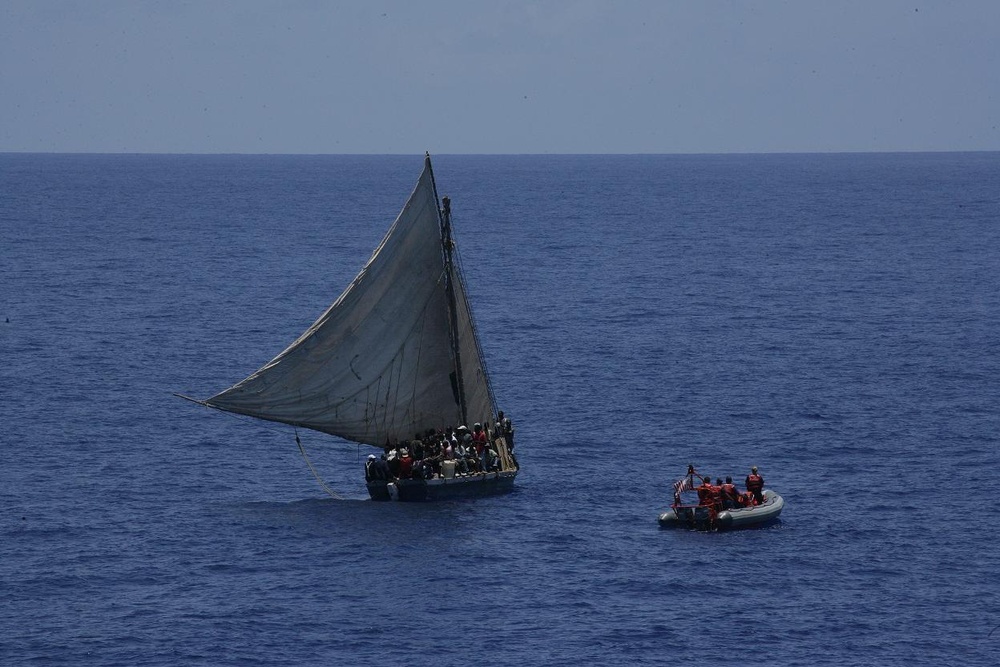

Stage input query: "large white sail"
[{"left": 202, "top": 156, "right": 495, "bottom": 446}]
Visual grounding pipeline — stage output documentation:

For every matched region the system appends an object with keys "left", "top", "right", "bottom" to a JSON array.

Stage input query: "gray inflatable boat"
[{"left": 659, "top": 489, "right": 784, "bottom": 531}]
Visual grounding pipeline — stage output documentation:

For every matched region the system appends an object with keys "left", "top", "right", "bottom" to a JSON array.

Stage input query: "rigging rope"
[
  {"left": 185, "top": 404, "right": 348, "bottom": 500},
  {"left": 189, "top": 405, "right": 347, "bottom": 499},
  {"left": 295, "top": 428, "right": 344, "bottom": 500}
]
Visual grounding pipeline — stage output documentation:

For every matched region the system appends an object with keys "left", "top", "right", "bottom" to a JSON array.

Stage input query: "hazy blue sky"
[{"left": 2, "top": 1, "right": 998, "bottom": 153}]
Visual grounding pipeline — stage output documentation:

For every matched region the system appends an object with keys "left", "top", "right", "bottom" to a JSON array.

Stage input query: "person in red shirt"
[
  {"left": 472, "top": 422, "right": 488, "bottom": 470},
  {"left": 398, "top": 447, "right": 414, "bottom": 479},
  {"left": 472, "top": 422, "right": 487, "bottom": 447}
]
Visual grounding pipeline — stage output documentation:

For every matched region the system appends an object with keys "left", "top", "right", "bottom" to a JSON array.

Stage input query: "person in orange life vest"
[
  {"left": 714, "top": 479, "right": 726, "bottom": 511},
  {"left": 745, "top": 466, "right": 765, "bottom": 505},
  {"left": 719, "top": 476, "right": 740, "bottom": 509},
  {"left": 697, "top": 477, "right": 718, "bottom": 507}
]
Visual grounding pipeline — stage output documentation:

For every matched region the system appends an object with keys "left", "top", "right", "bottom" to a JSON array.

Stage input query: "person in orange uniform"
[
  {"left": 697, "top": 476, "right": 722, "bottom": 526},
  {"left": 719, "top": 476, "right": 740, "bottom": 509},
  {"left": 714, "top": 479, "right": 727, "bottom": 511},
  {"left": 745, "top": 466, "right": 765, "bottom": 505},
  {"left": 697, "top": 477, "right": 718, "bottom": 507}
]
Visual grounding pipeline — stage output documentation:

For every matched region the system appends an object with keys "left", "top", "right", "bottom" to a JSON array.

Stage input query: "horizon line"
[{"left": 2, "top": 149, "right": 998, "bottom": 157}]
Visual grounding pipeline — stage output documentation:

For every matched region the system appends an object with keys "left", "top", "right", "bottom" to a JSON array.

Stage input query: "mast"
[
  {"left": 428, "top": 155, "right": 469, "bottom": 427},
  {"left": 441, "top": 195, "right": 468, "bottom": 426}
]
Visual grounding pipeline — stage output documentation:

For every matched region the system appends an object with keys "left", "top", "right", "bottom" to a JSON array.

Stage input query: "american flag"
[{"left": 673, "top": 476, "right": 693, "bottom": 496}]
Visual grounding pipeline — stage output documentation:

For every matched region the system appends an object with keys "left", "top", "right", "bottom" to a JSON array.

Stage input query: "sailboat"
[{"left": 179, "top": 154, "right": 518, "bottom": 501}]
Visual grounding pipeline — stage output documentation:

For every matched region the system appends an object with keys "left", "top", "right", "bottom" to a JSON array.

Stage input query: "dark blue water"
[{"left": 3, "top": 153, "right": 999, "bottom": 666}]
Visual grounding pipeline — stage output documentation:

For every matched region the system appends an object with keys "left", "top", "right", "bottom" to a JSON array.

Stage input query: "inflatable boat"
[{"left": 659, "top": 489, "right": 784, "bottom": 531}]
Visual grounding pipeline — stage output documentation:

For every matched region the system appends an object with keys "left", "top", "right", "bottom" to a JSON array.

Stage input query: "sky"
[{"left": 1, "top": 1, "right": 998, "bottom": 154}]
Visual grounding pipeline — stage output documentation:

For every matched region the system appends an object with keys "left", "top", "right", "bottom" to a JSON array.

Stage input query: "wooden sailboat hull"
[
  {"left": 658, "top": 489, "right": 784, "bottom": 531},
  {"left": 367, "top": 470, "right": 518, "bottom": 501}
]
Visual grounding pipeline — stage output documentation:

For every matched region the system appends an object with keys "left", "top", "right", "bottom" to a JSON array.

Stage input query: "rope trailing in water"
[
  {"left": 295, "top": 428, "right": 343, "bottom": 500},
  {"left": 175, "top": 401, "right": 345, "bottom": 499}
]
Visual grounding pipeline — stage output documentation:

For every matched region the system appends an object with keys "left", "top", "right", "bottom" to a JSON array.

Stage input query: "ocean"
[{"left": 2, "top": 152, "right": 999, "bottom": 666}]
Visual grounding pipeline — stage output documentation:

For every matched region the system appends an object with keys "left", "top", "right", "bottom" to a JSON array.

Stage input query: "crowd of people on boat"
[
  {"left": 365, "top": 412, "right": 515, "bottom": 483},
  {"left": 674, "top": 465, "right": 766, "bottom": 511}
]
